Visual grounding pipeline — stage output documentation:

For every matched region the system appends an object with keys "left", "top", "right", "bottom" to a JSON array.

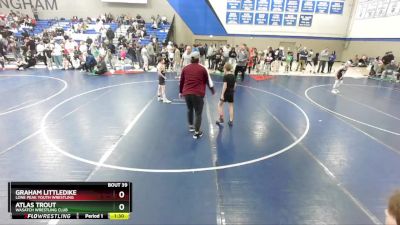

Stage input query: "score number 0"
[{"left": 118, "top": 191, "right": 126, "bottom": 211}]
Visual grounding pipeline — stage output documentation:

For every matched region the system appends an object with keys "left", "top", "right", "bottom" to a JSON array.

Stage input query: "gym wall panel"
[{"left": 347, "top": 0, "right": 400, "bottom": 38}]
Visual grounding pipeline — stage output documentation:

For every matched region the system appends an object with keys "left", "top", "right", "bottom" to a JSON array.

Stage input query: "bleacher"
[
  {"left": 10, "top": 18, "right": 171, "bottom": 47},
  {"left": 52, "top": 20, "right": 119, "bottom": 42},
  {"left": 13, "top": 19, "right": 56, "bottom": 38},
  {"left": 138, "top": 23, "right": 170, "bottom": 46}
]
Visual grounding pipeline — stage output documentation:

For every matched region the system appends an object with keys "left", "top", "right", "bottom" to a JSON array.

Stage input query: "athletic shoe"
[
  {"left": 228, "top": 121, "right": 233, "bottom": 127},
  {"left": 157, "top": 96, "right": 162, "bottom": 101},
  {"left": 331, "top": 89, "right": 340, "bottom": 94},
  {"left": 193, "top": 131, "right": 203, "bottom": 139},
  {"left": 162, "top": 98, "right": 171, "bottom": 104},
  {"left": 188, "top": 126, "right": 195, "bottom": 132},
  {"left": 216, "top": 117, "right": 224, "bottom": 125}
]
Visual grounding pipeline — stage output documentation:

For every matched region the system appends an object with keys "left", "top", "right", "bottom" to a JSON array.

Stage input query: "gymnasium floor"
[{"left": 0, "top": 69, "right": 399, "bottom": 225}]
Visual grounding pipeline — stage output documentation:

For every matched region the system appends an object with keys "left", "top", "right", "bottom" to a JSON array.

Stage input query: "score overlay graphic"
[{"left": 8, "top": 182, "right": 132, "bottom": 220}]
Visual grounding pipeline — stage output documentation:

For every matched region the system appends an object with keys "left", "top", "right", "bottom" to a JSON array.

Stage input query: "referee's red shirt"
[{"left": 179, "top": 63, "right": 214, "bottom": 97}]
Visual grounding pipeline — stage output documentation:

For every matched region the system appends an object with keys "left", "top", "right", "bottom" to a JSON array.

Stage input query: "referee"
[{"left": 179, "top": 52, "right": 215, "bottom": 139}]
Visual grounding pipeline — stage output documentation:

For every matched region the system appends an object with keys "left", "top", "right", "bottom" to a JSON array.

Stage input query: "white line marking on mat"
[
  {"left": 86, "top": 97, "right": 154, "bottom": 180},
  {"left": 41, "top": 81, "right": 310, "bottom": 173},
  {"left": 0, "top": 75, "right": 68, "bottom": 116},
  {"left": 305, "top": 84, "right": 400, "bottom": 136}
]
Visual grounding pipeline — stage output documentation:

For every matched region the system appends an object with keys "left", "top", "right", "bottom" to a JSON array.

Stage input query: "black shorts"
[
  {"left": 337, "top": 74, "right": 343, "bottom": 80},
  {"left": 159, "top": 77, "right": 165, "bottom": 85},
  {"left": 222, "top": 92, "right": 234, "bottom": 103}
]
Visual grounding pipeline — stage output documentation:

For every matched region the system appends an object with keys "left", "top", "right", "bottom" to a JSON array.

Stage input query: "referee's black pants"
[
  {"left": 184, "top": 95, "right": 204, "bottom": 132},
  {"left": 234, "top": 65, "right": 246, "bottom": 81}
]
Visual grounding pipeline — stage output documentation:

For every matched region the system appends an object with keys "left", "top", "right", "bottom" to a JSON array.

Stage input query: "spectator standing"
[
  {"left": 174, "top": 44, "right": 181, "bottom": 77},
  {"left": 327, "top": 51, "right": 336, "bottom": 73},
  {"left": 146, "top": 43, "right": 155, "bottom": 66},
  {"left": 106, "top": 27, "right": 115, "bottom": 43},
  {"left": 296, "top": 47, "right": 308, "bottom": 72},
  {"left": 181, "top": 46, "right": 192, "bottom": 68},
  {"left": 141, "top": 45, "right": 150, "bottom": 71},
  {"left": 318, "top": 48, "right": 329, "bottom": 73},
  {"left": 234, "top": 46, "right": 249, "bottom": 81},
  {"left": 179, "top": 52, "right": 215, "bottom": 139}
]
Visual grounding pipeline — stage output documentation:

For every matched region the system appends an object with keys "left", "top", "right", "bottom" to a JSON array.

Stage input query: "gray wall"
[
  {"left": 342, "top": 41, "right": 400, "bottom": 61},
  {"left": 0, "top": 0, "right": 174, "bottom": 20}
]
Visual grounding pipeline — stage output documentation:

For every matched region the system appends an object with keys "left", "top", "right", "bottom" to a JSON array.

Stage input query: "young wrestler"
[
  {"left": 331, "top": 61, "right": 351, "bottom": 94},
  {"left": 216, "top": 63, "right": 236, "bottom": 126},
  {"left": 157, "top": 57, "right": 171, "bottom": 103}
]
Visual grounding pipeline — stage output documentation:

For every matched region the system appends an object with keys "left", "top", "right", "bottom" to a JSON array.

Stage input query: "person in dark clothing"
[
  {"left": 17, "top": 51, "right": 36, "bottom": 70},
  {"left": 286, "top": 49, "right": 294, "bottom": 71},
  {"left": 106, "top": 28, "right": 115, "bottom": 43},
  {"left": 234, "top": 46, "right": 249, "bottom": 81},
  {"left": 84, "top": 51, "right": 97, "bottom": 73},
  {"left": 327, "top": 51, "right": 336, "bottom": 73},
  {"left": 214, "top": 48, "right": 223, "bottom": 71},
  {"left": 179, "top": 52, "right": 215, "bottom": 139},
  {"left": 126, "top": 44, "right": 136, "bottom": 65},
  {"left": 382, "top": 52, "right": 394, "bottom": 65},
  {"left": 25, "top": 38, "right": 36, "bottom": 55},
  {"left": 95, "top": 56, "right": 107, "bottom": 75},
  {"left": 228, "top": 47, "right": 237, "bottom": 64},
  {"left": 0, "top": 39, "right": 9, "bottom": 62},
  {"left": 86, "top": 37, "right": 93, "bottom": 46},
  {"left": 312, "top": 52, "right": 319, "bottom": 74},
  {"left": 0, "top": 56, "right": 5, "bottom": 70},
  {"left": 216, "top": 63, "right": 236, "bottom": 127}
]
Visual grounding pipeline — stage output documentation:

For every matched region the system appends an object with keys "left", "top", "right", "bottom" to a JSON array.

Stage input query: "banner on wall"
[
  {"left": 226, "top": 12, "right": 240, "bottom": 24},
  {"left": 256, "top": 0, "right": 270, "bottom": 11},
  {"left": 285, "top": 0, "right": 300, "bottom": 12},
  {"left": 283, "top": 14, "right": 298, "bottom": 25},
  {"left": 241, "top": 0, "right": 256, "bottom": 10},
  {"left": 330, "top": 1, "right": 344, "bottom": 14},
  {"left": 271, "top": 0, "right": 285, "bottom": 12},
  {"left": 240, "top": 12, "right": 255, "bottom": 24},
  {"left": 301, "top": 0, "right": 316, "bottom": 13},
  {"left": 299, "top": 14, "right": 313, "bottom": 26},
  {"left": 387, "top": 0, "right": 400, "bottom": 16},
  {"left": 269, "top": 13, "right": 283, "bottom": 25},
  {"left": 374, "top": 0, "right": 390, "bottom": 17},
  {"left": 315, "top": 1, "right": 329, "bottom": 14},
  {"left": 365, "top": 0, "right": 378, "bottom": 18},
  {"left": 355, "top": 0, "right": 368, "bottom": 19},
  {"left": 227, "top": 0, "right": 242, "bottom": 10},
  {"left": 255, "top": 13, "right": 269, "bottom": 24}
]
